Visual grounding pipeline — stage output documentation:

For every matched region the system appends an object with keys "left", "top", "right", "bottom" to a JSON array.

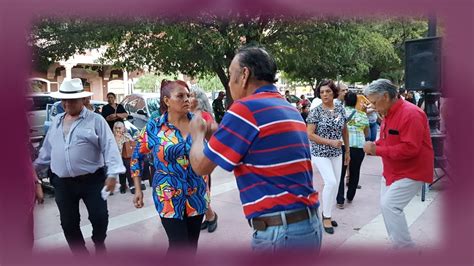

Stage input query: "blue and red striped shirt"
[{"left": 204, "top": 84, "right": 319, "bottom": 219}]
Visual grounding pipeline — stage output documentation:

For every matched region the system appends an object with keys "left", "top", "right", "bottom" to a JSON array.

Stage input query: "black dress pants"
[
  {"left": 160, "top": 214, "right": 204, "bottom": 254},
  {"left": 51, "top": 168, "right": 108, "bottom": 255},
  {"left": 337, "top": 147, "right": 365, "bottom": 204}
]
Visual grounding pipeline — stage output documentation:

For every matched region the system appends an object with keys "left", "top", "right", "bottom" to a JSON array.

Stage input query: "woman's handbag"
[{"left": 122, "top": 140, "right": 136, "bottom": 159}]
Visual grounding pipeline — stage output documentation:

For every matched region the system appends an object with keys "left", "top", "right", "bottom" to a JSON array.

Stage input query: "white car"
[
  {"left": 121, "top": 93, "right": 160, "bottom": 130},
  {"left": 26, "top": 93, "right": 56, "bottom": 139}
]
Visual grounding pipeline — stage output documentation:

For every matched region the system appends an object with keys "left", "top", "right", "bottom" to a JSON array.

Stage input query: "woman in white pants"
[{"left": 306, "top": 79, "right": 350, "bottom": 234}]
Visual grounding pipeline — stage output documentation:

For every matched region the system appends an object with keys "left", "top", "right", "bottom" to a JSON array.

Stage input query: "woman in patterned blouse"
[
  {"left": 306, "top": 79, "right": 350, "bottom": 234},
  {"left": 130, "top": 80, "right": 209, "bottom": 253}
]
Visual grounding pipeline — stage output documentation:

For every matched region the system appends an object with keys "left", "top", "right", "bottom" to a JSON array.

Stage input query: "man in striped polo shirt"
[{"left": 190, "top": 46, "right": 322, "bottom": 251}]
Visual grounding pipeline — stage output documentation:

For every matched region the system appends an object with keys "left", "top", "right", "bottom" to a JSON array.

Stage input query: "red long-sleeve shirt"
[{"left": 375, "top": 99, "right": 434, "bottom": 186}]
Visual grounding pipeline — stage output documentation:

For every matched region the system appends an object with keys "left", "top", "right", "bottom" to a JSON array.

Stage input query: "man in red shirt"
[{"left": 363, "top": 79, "right": 434, "bottom": 249}]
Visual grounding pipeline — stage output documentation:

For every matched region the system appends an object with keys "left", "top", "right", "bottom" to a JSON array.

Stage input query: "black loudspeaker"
[{"left": 405, "top": 37, "right": 441, "bottom": 91}]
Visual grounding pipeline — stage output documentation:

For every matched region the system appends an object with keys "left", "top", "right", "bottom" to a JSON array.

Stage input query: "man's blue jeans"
[{"left": 250, "top": 208, "right": 322, "bottom": 252}]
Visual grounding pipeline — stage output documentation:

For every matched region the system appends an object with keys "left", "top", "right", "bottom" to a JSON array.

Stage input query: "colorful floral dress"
[{"left": 130, "top": 112, "right": 209, "bottom": 219}]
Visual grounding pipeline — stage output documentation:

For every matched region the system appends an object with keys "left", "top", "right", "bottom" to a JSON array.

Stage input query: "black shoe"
[
  {"left": 120, "top": 186, "right": 126, "bottom": 194},
  {"left": 331, "top": 220, "right": 338, "bottom": 227},
  {"left": 322, "top": 214, "right": 334, "bottom": 234},
  {"left": 207, "top": 213, "right": 218, "bottom": 233},
  {"left": 95, "top": 243, "right": 107, "bottom": 255},
  {"left": 201, "top": 221, "right": 208, "bottom": 230},
  {"left": 130, "top": 187, "right": 136, "bottom": 194},
  {"left": 323, "top": 222, "right": 334, "bottom": 234},
  {"left": 357, "top": 185, "right": 362, "bottom": 189},
  {"left": 141, "top": 184, "right": 146, "bottom": 190}
]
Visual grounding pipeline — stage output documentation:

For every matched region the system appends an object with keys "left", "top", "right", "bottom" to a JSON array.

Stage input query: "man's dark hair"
[
  {"left": 235, "top": 46, "right": 278, "bottom": 83},
  {"left": 107, "top": 92, "right": 116, "bottom": 98},
  {"left": 315, "top": 79, "right": 339, "bottom": 99},
  {"left": 344, "top": 91, "right": 358, "bottom": 107}
]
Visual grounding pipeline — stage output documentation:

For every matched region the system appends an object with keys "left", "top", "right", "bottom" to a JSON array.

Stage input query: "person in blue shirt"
[{"left": 34, "top": 78, "right": 125, "bottom": 255}]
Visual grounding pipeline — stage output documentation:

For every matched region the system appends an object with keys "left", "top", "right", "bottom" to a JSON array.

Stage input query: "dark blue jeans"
[
  {"left": 368, "top": 122, "right": 378, "bottom": 142},
  {"left": 51, "top": 169, "right": 108, "bottom": 255}
]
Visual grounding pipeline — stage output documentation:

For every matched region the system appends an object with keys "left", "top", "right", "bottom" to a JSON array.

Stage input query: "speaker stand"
[{"left": 421, "top": 91, "right": 449, "bottom": 202}]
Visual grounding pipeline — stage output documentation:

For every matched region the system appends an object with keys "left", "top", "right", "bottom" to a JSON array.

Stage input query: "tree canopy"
[{"left": 30, "top": 14, "right": 427, "bottom": 103}]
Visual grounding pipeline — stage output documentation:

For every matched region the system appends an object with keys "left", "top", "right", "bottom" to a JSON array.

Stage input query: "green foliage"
[
  {"left": 134, "top": 73, "right": 160, "bottom": 92},
  {"left": 134, "top": 72, "right": 179, "bottom": 92},
  {"left": 29, "top": 15, "right": 428, "bottom": 103},
  {"left": 196, "top": 74, "right": 224, "bottom": 92}
]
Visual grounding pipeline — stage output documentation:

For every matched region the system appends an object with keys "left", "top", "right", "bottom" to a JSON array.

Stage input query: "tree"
[
  {"left": 29, "top": 15, "right": 427, "bottom": 105},
  {"left": 365, "top": 17, "right": 428, "bottom": 85},
  {"left": 196, "top": 74, "right": 224, "bottom": 92},
  {"left": 134, "top": 73, "right": 161, "bottom": 92}
]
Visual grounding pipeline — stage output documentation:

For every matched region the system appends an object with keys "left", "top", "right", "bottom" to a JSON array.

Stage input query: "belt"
[
  {"left": 56, "top": 167, "right": 105, "bottom": 180},
  {"left": 249, "top": 207, "right": 318, "bottom": 231}
]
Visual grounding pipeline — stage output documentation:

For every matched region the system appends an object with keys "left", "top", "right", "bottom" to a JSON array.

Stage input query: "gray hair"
[
  {"left": 363, "top": 79, "right": 398, "bottom": 100},
  {"left": 190, "top": 86, "right": 213, "bottom": 115},
  {"left": 113, "top": 121, "right": 125, "bottom": 129},
  {"left": 337, "top": 82, "right": 347, "bottom": 88}
]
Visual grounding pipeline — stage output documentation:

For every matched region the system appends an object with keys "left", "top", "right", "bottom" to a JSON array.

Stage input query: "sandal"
[{"left": 321, "top": 214, "right": 334, "bottom": 234}]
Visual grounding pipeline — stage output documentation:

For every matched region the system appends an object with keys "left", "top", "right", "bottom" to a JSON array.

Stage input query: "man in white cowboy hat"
[{"left": 34, "top": 78, "right": 125, "bottom": 255}]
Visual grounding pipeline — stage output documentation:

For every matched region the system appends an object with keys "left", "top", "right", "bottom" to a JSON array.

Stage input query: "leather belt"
[
  {"left": 55, "top": 167, "right": 105, "bottom": 180},
  {"left": 249, "top": 208, "right": 318, "bottom": 231}
]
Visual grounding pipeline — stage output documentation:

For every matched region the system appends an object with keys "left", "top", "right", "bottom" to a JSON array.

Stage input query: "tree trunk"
[{"left": 213, "top": 65, "right": 232, "bottom": 109}]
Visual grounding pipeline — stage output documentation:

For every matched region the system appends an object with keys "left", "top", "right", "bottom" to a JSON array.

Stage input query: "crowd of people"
[{"left": 28, "top": 45, "right": 435, "bottom": 255}]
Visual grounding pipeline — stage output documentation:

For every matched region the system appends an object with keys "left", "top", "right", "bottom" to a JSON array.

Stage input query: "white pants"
[
  {"left": 312, "top": 155, "right": 342, "bottom": 218},
  {"left": 380, "top": 178, "right": 423, "bottom": 249}
]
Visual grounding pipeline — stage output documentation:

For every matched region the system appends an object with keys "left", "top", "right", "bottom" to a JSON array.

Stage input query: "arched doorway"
[{"left": 28, "top": 78, "right": 57, "bottom": 92}]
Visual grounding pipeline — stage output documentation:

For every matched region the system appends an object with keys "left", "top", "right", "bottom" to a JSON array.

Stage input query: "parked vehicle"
[
  {"left": 120, "top": 93, "right": 160, "bottom": 130},
  {"left": 120, "top": 93, "right": 161, "bottom": 186},
  {"left": 26, "top": 93, "right": 57, "bottom": 138},
  {"left": 286, "top": 94, "right": 300, "bottom": 104}
]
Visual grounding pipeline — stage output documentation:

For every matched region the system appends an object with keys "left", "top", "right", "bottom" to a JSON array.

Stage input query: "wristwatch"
[{"left": 35, "top": 179, "right": 42, "bottom": 185}]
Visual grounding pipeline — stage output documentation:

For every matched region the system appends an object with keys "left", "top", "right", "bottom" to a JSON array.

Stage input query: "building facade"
[{"left": 29, "top": 46, "right": 142, "bottom": 102}]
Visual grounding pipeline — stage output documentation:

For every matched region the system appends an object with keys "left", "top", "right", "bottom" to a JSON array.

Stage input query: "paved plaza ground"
[{"left": 33, "top": 155, "right": 446, "bottom": 255}]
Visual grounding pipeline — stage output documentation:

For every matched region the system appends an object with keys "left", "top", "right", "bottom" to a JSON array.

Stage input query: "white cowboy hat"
[{"left": 51, "top": 78, "right": 94, "bottom": 99}]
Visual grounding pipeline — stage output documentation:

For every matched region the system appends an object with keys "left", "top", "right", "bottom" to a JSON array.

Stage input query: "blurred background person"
[
  {"left": 212, "top": 91, "right": 226, "bottom": 123},
  {"left": 301, "top": 103, "right": 310, "bottom": 124},
  {"left": 336, "top": 83, "right": 348, "bottom": 105},
  {"left": 406, "top": 91, "right": 417, "bottom": 105},
  {"left": 298, "top": 94, "right": 311, "bottom": 107},
  {"left": 366, "top": 102, "right": 379, "bottom": 142},
  {"left": 189, "top": 87, "right": 218, "bottom": 233},
  {"left": 113, "top": 121, "right": 134, "bottom": 194},
  {"left": 102, "top": 92, "right": 128, "bottom": 131},
  {"left": 336, "top": 92, "right": 369, "bottom": 209}
]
